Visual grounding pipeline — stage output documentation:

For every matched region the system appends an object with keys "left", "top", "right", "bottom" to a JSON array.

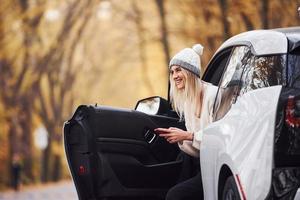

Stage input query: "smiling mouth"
[{"left": 175, "top": 79, "right": 182, "bottom": 85}]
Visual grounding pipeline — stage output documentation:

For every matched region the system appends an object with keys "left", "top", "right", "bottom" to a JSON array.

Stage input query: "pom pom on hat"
[
  {"left": 169, "top": 43, "right": 204, "bottom": 77},
  {"left": 192, "top": 44, "right": 204, "bottom": 56}
]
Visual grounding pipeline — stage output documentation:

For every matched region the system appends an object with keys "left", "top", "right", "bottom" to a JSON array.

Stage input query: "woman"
[{"left": 155, "top": 44, "right": 217, "bottom": 200}]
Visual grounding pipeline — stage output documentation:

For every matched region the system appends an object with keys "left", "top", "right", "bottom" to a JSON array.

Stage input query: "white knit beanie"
[{"left": 169, "top": 44, "right": 204, "bottom": 78}]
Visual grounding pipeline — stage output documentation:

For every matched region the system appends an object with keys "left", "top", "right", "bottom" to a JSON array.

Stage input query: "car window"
[
  {"left": 202, "top": 48, "right": 232, "bottom": 86},
  {"left": 287, "top": 50, "right": 300, "bottom": 88},
  {"left": 213, "top": 46, "right": 251, "bottom": 121},
  {"left": 239, "top": 54, "right": 285, "bottom": 95}
]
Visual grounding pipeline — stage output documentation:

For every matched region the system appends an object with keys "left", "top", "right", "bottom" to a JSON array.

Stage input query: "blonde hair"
[{"left": 169, "top": 68, "right": 203, "bottom": 121}]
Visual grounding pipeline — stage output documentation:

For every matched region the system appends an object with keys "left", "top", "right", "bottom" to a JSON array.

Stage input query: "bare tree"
[
  {"left": 0, "top": 0, "right": 45, "bottom": 183},
  {"left": 36, "top": 0, "right": 97, "bottom": 182}
]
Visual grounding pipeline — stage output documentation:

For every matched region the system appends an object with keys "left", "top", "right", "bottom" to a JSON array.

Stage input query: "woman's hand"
[{"left": 154, "top": 127, "right": 193, "bottom": 144}]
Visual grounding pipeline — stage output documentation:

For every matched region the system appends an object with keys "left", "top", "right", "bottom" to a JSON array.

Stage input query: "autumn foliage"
[{"left": 0, "top": 0, "right": 299, "bottom": 189}]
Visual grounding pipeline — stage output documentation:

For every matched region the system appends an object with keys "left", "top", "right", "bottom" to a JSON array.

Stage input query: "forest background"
[{"left": 0, "top": 0, "right": 299, "bottom": 190}]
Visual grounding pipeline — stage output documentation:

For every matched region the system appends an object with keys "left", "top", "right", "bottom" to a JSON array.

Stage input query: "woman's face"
[{"left": 170, "top": 65, "right": 186, "bottom": 90}]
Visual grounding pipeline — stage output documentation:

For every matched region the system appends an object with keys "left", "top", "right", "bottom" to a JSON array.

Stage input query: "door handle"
[{"left": 144, "top": 129, "right": 156, "bottom": 144}]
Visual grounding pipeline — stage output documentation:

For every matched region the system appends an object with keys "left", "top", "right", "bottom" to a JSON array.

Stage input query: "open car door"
[{"left": 64, "top": 97, "right": 186, "bottom": 200}]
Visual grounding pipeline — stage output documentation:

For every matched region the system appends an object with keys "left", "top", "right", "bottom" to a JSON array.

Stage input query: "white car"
[{"left": 200, "top": 27, "right": 300, "bottom": 200}]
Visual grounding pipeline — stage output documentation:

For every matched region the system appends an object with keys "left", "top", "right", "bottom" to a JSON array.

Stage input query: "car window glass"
[
  {"left": 213, "top": 46, "right": 250, "bottom": 121},
  {"left": 240, "top": 54, "right": 285, "bottom": 95},
  {"left": 220, "top": 47, "right": 247, "bottom": 87},
  {"left": 202, "top": 48, "right": 232, "bottom": 86},
  {"left": 287, "top": 51, "right": 300, "bottom": 88}
]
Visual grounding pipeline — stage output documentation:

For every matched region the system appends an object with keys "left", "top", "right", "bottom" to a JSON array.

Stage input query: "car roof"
[
  {"left": 215, "top": 27, "right": 300, "bottom": 56},
  {"left": 275, "top": 27, "right": 300, "bottom": 52}
]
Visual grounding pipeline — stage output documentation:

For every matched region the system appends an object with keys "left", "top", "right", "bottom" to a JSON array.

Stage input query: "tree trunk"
[
  {"left": 218, "top": 0, "right": 230, "bottom": 40},
  {"left": 155, "top": 0, "right": 171, "bottom": 71},
  {"left": 52, "top": 154, "right": 62, "bottom": 182},
  {"left": 8, "top": 121, "right": 20, "bottom": 187},
  {"left": 261, "top": 0, "right": 269, "bottom": 29},
  {"left": 20, "top": 98, "right": 34, "bottom": 182},
  {"left": 240, "top": 12, "right": 254, "bottom": 31},
  {"left": 41, "top": 134, "right": 52, "bottom": 183}
]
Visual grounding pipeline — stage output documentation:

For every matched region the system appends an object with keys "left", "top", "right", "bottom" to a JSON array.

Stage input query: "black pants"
[
  {"left": 166, "top": 153, "right": 203, "bottom": 200},
  {"left": 166, "top": 172, "right": 203, "bottom": 200}
]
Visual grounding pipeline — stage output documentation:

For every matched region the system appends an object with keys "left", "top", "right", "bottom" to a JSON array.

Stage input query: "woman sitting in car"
[{"left": 155, "top": 44, "right": 218, "bottom": 200}]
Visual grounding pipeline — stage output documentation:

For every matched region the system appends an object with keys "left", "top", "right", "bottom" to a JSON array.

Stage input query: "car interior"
[{"left": 64, "top": 47, "right": 232, "bottom": 200}]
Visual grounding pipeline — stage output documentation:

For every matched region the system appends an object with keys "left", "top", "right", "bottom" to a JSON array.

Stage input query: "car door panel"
[
  {"left": 64, "top": 105, "right": 185, "bottom": 200},
  {"left": 201, "top": 86, "right": 283, "bottom": 200}
]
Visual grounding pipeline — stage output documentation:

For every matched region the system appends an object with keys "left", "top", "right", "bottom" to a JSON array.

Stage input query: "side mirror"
[{"left": 135, "top": 96, "right": 170, "bottom": 115}]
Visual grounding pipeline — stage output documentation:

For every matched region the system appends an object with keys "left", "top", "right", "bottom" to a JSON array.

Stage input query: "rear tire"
[{"left": 222, "top": 176, "right": 241, "bottom": 200}]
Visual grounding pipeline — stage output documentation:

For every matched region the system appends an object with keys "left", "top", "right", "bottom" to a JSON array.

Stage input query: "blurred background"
[{"left": 0, "top": 0, "right": 299, "bottom": 192}]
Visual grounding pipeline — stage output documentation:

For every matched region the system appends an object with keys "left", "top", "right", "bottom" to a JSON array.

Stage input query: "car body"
[
  {"left": 201, "top": 27, "right": 300, "bottom": 199},
  {"left": 64, "top": 27, "right": 300, "bottom": 200}
]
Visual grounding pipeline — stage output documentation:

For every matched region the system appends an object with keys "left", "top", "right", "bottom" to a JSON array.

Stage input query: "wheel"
[{"left": 222, "top": 176, "right": 241, "bottom": 200}]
